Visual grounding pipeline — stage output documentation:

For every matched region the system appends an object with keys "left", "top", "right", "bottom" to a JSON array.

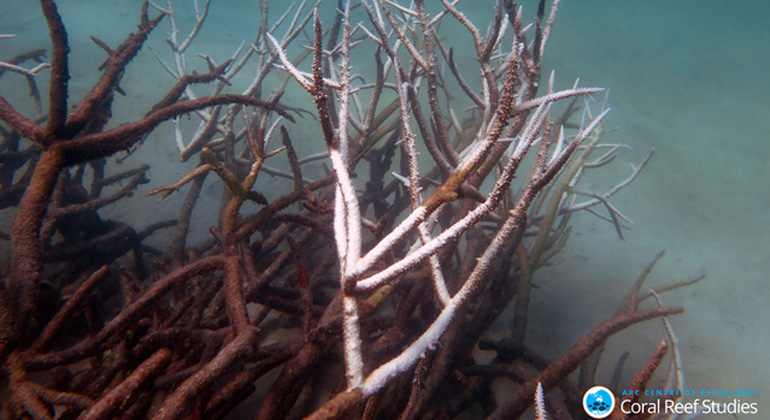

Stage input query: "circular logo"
[{"left": 582, "top": 386, "right": 615, "bottom": 419}]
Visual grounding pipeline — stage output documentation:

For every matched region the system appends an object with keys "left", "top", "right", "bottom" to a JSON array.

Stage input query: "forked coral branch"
[{"left": 0, "top": 1, "right": 699, "bottom": 419}]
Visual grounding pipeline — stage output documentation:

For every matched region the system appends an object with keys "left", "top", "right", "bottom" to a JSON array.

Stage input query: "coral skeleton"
[{"left": 0, "top": 0, "right": 702, "bottom": 419}]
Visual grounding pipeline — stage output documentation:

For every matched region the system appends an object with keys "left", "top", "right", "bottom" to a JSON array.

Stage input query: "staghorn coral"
[{"left": 0, "top": 1, "right": 702, "bottom": 419}]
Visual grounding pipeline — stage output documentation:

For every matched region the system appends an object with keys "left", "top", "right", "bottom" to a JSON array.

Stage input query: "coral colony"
[{"left": 0, "top": 0, "right": 703, "bottom": 419}]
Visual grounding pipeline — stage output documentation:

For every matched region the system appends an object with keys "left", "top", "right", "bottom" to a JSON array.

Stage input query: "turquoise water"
[{"left": 523, "top": 0, "right": 770, "bottom": 415}]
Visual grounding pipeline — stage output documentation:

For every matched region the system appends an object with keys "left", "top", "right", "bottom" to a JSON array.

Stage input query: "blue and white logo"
[{"left": 583, "top": 386, "right": 615, "bottom": 419}]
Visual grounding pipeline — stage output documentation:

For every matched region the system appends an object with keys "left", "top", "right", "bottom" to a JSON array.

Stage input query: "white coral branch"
[{"left": 535, "top": 382, "right": 548, "bottom": 420}]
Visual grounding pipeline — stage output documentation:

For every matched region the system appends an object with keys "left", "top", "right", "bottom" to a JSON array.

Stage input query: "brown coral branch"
[
  {"left": 31, "top": 265, "right": 110, "bottom": 352},
  {"left": 489, "top": 306, "right": 683, "bottom": 420},
  {"left": 414, "top": 0, "right": 459, "bottom": 168},
  {"left": 56, "top": 94, "right": 293, "bottom": 165},
  {"left": 8, "top": 149, "right": 65, "bottom": 330},
  {"left": 153, "top": 327, "right": 259, "bottom": 420},
  {"left": 39, "top": 0, "right": 69, "bottom": 143},
  {"left": 0, "top": 96, "right": 45, "bottom": 142},
  {"left": 78, "top": 348, "right": 172, "bottom": 420},
  {"left": 304, "top": 388, "right": 365, "bottom": 420},
  {"left": 23, "top": 255, "right": 225, "bottom": 370},
  {"left": 64, "top": 1, "right": 165, "bottom": 137},
  {"left": 311, "top": 16, "right": 336, "bottom": 150},
  {"left": 222, "top": 254, "right": 251, "bottom": 335},
  {"left": 629, "top": 340, "right": 668, "bottom": 403},
  {"left": 146, "top": 164, "right": 213, "bottom": 202},
  {"left": 171, "top": 170, "right": 208, "bottom": 267}
]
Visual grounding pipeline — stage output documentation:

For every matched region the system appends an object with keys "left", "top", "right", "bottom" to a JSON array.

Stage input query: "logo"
[{"left": 583, "top": 386, "right": 616, "bottom": 419}]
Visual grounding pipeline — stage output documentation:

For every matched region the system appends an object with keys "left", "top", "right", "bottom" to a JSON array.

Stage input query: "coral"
[{"left": 0, "top": 1, "right": 702, "bottom": 419}]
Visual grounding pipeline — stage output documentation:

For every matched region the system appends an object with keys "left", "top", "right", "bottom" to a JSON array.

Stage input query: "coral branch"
[{"left": 0, "top": 2, "right": 696, "bottom": 419}]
